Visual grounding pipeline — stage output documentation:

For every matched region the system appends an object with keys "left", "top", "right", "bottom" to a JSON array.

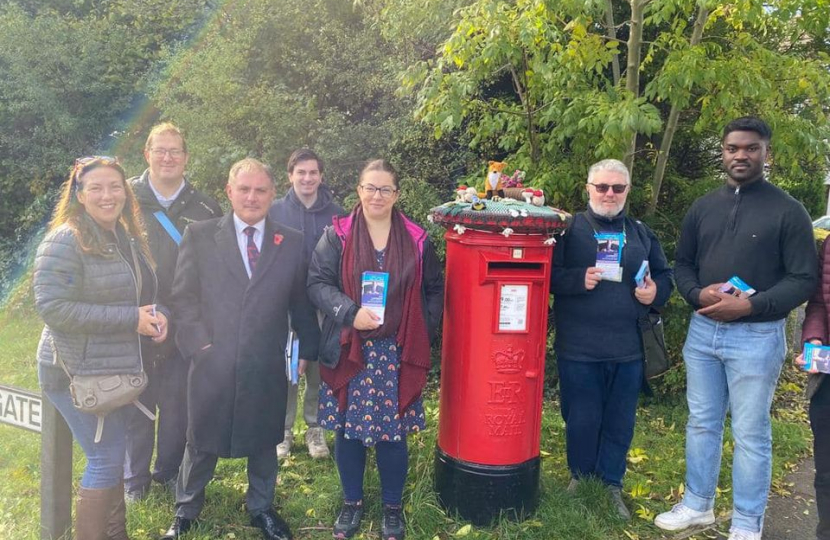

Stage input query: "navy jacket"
[
  {"left": 268, "top": 183, "right": 344, "bottom": 261},
  {"left": 551, "top": 209, "right": 674, "bottom": 363}
]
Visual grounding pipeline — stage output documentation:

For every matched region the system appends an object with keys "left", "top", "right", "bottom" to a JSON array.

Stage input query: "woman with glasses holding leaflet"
[
  {"left": 308, "top": 160, "right": 444, "bottom": 540},
  {"left": 33, "top": 156, "right": 168, "bottom": 539},
  {"left": 550, "top": 159, "right": 673, "bottom": 520}
]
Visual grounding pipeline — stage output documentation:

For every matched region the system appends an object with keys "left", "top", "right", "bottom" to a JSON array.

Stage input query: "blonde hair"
[
  {"left": 48, "top": 157, "right": 153, "bottom": 264},
  {"left": 145, "top": 122, "right": 188, "bottom": 153},
  {"left": 228, "top": 158, "right": 275, "bottom": 186}
]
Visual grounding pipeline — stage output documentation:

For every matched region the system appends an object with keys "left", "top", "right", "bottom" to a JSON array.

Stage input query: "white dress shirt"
[{"left": 232, "top": 213, "right": 265, "bottom": 278}]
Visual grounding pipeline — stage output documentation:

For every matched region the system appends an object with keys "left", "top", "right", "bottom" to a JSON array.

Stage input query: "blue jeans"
[
  {"left": 681, "top": 312, "right": 786, "bottom": 533},
  {"left": 44, "top": 387, "right": 130, "bottom": 489},
  {"left": 557, "top": 358, "right": 643, "bottom": 487}
]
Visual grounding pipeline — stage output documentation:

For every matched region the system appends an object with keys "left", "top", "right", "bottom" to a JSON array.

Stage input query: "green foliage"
[
  {"left": 405, "top": 0, "right": 830, "bottom": 218},
  {"left": 0, "top": 0, "right": 210, "bottom": 245}
]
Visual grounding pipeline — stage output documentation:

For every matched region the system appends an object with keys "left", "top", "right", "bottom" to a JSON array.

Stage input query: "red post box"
[{"left": 430, "top": 202, "right": 570, "bottom": 525}]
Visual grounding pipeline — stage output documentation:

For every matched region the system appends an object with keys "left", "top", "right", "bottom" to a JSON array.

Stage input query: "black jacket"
[
  {"left": 171, "top": 215, "right": 320, "bottom": 457},
  {"left": 130, "top": 170, "right": 222, "bottom": 359},
  {"left": 268, "top": 184, "right": 344, "bottom": 262},
  {"left": 675, "top": 178, "right": 818, "bottom": 322},
  {"left": 551, "top": 209, "right": 674, "bottom": 362}
]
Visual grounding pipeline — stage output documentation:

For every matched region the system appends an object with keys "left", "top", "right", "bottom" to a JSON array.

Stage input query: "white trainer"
[
  {"left": 727, "top": 528, "right": 761, "bottom": 540},
  {"left": 277, "top": 431, "right": 293, "bottom": 459},
  {"left": 654, "top": 503, "right": 715, "bottom": 531},
  {"left": 306, "top": 426, "right": 330, "bottom": 459}
]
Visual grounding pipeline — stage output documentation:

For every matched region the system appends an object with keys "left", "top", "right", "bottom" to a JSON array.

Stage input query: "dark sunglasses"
[{"left": 588, "top": 182, "right": 628, "bottom": 194}]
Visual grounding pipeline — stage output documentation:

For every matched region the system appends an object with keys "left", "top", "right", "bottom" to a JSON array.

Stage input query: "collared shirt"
[
  {"left": 148, "top": 178, "right": 186, "bottom": 209},
  {"left": 232, "top": 213, "right": 265, "bottom": 278}
]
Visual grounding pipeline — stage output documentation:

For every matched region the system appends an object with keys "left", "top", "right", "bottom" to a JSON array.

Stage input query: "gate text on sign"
[{"left": 0, "top": 385, "right": 42, "bottom": 433}]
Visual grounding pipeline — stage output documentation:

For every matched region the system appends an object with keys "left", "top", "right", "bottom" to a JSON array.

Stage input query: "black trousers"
[
  {"left": 811, "top": 378, "right": 830, "bottom": 540},
  {"left": 124, "top": 351, "right": 188, "bottom": 494}
]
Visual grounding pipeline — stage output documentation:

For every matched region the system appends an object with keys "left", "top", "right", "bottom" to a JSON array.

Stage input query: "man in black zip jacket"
[
  {"left": 268, "top": 148, "right": 343, "bottom": 460},
  {"left": 655, "top": 117, "right": 818, "bottom": 540},
  {"left": 124, "top": 123, "right": 222, "bottom": 501}
]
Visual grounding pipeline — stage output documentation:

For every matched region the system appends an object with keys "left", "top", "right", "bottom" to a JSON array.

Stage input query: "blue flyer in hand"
[
  {"left": 595, "top": 232, "right": 624, "bottom": 282},
  {"left": 361, "top": 271, "right": 389, "bottom": 325},
  {"left": 803, "top": 342, "right": 830, "bottom": 374},
  {"left": 719, "top": 275, "right": 756, "bottom": 299},
  {"left": 634, "top": 260, "right": 650, "bottom": 289},
  {"left": 285, "top": 330, "right": 299, "bottom": 385}
]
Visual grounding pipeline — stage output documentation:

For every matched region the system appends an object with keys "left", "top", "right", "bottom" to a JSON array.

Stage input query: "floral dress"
[{"left": 318, "top": 249, "right": 426, "bottom": 446}]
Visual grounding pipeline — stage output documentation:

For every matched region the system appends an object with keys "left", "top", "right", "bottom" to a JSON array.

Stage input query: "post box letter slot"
[{"left": 486, "top": 261, "right": 545, "bottom": 280}]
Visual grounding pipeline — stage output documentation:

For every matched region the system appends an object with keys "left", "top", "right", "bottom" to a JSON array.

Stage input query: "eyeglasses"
[
  {"left": 588, "top": 183, "right": 628, "bottom": 194},
  {"left": 149, "top": 148, "right": 185, "bottom": 159},
  {"left": 359, "top": 184, "right": 398, "bottom": 199}
]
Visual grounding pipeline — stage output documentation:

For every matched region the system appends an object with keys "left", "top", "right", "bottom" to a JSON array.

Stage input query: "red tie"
[{"left": 244, "top": 226, "right": 259, "bottom": 275}]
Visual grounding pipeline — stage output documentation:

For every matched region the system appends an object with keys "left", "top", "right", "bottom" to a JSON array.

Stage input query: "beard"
[{"left": 589, "top": 200, "right": 625, "bottom": 218}]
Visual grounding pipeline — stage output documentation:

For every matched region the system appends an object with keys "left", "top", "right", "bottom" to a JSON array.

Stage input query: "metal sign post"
[{"left": 0, "top": 385, "right": 72, "bottom": 540}]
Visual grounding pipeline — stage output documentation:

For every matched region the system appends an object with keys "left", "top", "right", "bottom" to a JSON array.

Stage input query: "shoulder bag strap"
[{"left": 153, "top": 210, "right": 183, "bottom": 245}]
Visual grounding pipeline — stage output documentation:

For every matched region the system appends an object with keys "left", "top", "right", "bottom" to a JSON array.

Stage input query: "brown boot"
[
  {"left": 75, "top": 486, "right": 113, "bottom": 540},
  {"left": 106, "top": 484, "right": 130, "bottom": 540}
]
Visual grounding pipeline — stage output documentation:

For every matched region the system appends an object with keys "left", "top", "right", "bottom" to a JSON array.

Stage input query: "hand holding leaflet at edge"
[
  {"left": 795, "top": 339, "right": 822, "bottom": 373},
  {"left": 696, "top": 287, "right": 753, "bottom": 322},
  {"left": 634, "top": 275, "right": 657, "bottom": 305},
  {"left": 353, "top": 307, "right": 381, "bottom": 330}
]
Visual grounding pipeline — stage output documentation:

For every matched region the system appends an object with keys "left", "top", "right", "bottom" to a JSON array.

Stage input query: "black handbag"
[{"left": 639, "top": 309, "right": 669, "bottom": 379}]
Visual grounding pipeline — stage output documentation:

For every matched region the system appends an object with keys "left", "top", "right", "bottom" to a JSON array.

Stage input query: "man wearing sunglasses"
[
  {"left": 655, "top": 117, "right": 818, "bottom": 540},
  {"left": 268, "top": 148, "right": 343, "bottom": 461},
  {"left": 124, "top": 123, "right": 223, "bottom": 502},
  {"left": 550, "top": 159, "right": 674, "bottom": 520}
]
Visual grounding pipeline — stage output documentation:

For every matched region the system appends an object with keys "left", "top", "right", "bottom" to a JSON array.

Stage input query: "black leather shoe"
[
  {"left": 160, "top": 516, "right": 193, "bottom": 539},
  {"left": 251, "top": 508, "right": 293, "bottom": 540}
]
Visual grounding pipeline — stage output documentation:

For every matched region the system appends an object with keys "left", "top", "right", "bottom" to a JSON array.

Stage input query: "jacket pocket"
[{"left": 318, "top": 317, "right": 342, "bottom": 369}]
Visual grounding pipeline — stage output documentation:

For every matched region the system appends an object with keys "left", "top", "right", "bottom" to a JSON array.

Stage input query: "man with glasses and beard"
[{"left": 550, "top": 158, "right": 673, "bottom": 520}]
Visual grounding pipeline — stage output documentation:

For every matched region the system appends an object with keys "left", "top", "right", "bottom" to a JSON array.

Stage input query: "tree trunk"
[
  {"left": 510, "top": 52, "right": 540, "bottom": 164},
  {"left": 646, "top": 3, "right": 709, "bottom": 216},
  {"left": 605, "top": 0, "right": 621, "bottom": 86},
  {"left": 623, "top": 0, "right": 645, "bottom": 176}
]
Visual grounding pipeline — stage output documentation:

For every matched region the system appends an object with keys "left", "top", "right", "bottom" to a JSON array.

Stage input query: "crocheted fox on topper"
[{"left": 485, "top": 161, "right": 507, "bottom": 200}]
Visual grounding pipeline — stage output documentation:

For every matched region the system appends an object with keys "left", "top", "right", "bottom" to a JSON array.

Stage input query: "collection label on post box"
[{"left": 498, "top": 284, "right": 528, "bottom": 331}]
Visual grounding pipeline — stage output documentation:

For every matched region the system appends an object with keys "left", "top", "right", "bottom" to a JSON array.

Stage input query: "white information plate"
[
  {"left": 499, "top": 284, "right": 528, "bottom": 331},
  {"left": 0, "top": 384, "right": 42, "bottom": 433}
]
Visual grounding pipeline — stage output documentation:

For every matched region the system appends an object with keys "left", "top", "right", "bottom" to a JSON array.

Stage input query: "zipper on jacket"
[
  {"left": 726, "top": 186, "right": 741, "bottom": 232},
  {"left": 114, "top": 239, "right": 146, "bottom": 367},
  {"left": 49, "top": 334, "right": 59, "bottom": 365}
]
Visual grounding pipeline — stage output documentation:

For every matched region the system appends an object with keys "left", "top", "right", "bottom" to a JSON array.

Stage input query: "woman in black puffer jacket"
[{"left": 34, "top": 156, "right": 169, "bottom": 540}]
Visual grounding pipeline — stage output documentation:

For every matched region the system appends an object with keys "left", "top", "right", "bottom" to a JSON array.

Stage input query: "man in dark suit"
[{"left": 161, "top": 158, "right": 320, "bottom": 540}]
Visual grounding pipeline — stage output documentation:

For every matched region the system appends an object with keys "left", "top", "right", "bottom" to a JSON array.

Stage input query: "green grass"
[{"left": 0, "top": 308, "right": 813, "bottom": 539}]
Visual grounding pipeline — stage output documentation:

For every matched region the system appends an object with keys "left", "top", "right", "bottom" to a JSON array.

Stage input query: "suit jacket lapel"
[
  {"left": 249, "top": 218, "right": 282, "bottom": 288},
  {"left": 215, "top": 214, "right": 250, "bottom": 286}
]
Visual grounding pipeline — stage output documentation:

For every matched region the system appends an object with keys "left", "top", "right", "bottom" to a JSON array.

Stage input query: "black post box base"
[{"left": 434, "top": 446, "right": 540, "bottom": 526}]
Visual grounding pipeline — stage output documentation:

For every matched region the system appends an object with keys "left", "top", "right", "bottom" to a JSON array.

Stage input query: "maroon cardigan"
[{"left": 801, "top": 236, "right": 830, "bottom": 398}]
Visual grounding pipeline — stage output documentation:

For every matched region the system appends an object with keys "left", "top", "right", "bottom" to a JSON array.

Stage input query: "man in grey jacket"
[{"left": 269, "top": 148, "right": 343, "bottom": 459}]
